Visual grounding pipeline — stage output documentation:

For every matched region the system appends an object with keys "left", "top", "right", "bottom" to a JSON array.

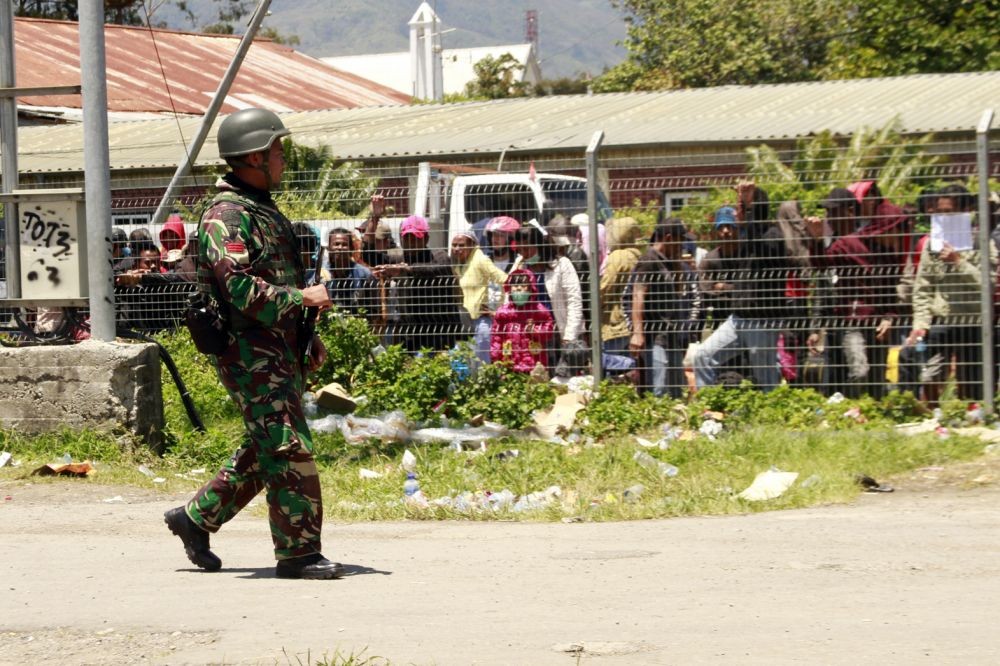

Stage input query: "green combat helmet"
[{"left": 217, "top": 108, "right": 291, "bottom": 158}]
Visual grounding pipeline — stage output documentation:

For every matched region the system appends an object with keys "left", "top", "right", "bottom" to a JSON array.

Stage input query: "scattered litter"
[
  {"left": 954, "top": 426, "right": 1000, "bottom": 443},
  {"left": 856, "top": 474, "right": 894, "bottom": 493},
  {"left": 0, "top": 451, "right": 11, "bottom": 468},
  {"left": 309, "top": 410, "right": 410, "bottom": 444},
  {"left": 935, "top": 426, "right": 950, "bottom": 440},
  {"left": 513, "top": 485, "right": 561, "bottom": 512},
  {"left": 633, "top": 450, "right": 678, "bottom": 478},
  {"left": 966, "top": 403, "right": 984, "bottom": 424},
  {"left": 531, "top": 392, "right": 586, "bottom": 439},
  {"left": 153, "top": 477, "right": 166, "bottom": 484},
  {"left": 985, "top": 443, "right": 1000, "bottom": 455},
  {"left": 561, "top": 516, "right": 583, "bottom": 523},
  {"left": 827, "top": 392, "right": 846, "bottom": 404},
  {"left": 492, "top": 449, "right": 520, "bottom": 462},
  {"left": 401, "top": 449, "right": 417, "bottom": 472},
  {"left": 738, "top": 469, "right": 799, "bottom": 501},
  {"left": 137, "top": 465, "right": 154, "bottom": 478},
  {"left": 701, "top": 410, "right": 725, "bottom": 421},
  {"left": 3, "top": 496, "right": 11, "bottom": 501},
  {"left": 359, "top": 468, "right": 382, "bottom": 480},
  {"left": 188, "top": 468, "right": 206, "bottom": 475},
  {"left": 896, "top": 419, "right": 940, "bottom": 436},
  {"left": 699, "top": 419, "right": 723, "bottom": 439},
  {"left": 102, "top": 495, "right": 125, "bottom": 503},
  {"left": 61, "top": 452, "right": 72, "bottom": 464},
  {"left": 842, "top": 407, "right": 867, "bottom": 423},
  {"left": 32, "top": 462, "right": 94, "bottom": 478},
  {"left": 800, "top": 474, "right": 821, "bottom": 489},
  {"left": 623, "top": 484, "right": 645, "bottom": 502},
  {"left": 411, "top": 422, "right": 509, "bottom": 444},
  {"left": 635, "top": 434, "right": 674, "bottom": 450},
  {"left": 426, "top": 485, "right": 561, "bottom": 514}
]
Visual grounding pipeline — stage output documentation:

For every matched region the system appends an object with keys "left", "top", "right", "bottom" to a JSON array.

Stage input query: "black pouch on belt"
[{"left": 184, "top": 292, "right": 230, "bottom": 356}]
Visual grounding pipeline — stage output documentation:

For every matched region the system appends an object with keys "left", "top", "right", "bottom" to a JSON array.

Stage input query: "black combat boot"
[
  {"left": 275, "top": 553, "right": 344, "bottom": 580},
  {"left": 164, "top": 507, "right": 222, "bottom": 572}
]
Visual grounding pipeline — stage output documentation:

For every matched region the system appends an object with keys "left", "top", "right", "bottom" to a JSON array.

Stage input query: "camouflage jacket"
[{"left": 197, "top": 174, "right": 305, "bottom": 334}]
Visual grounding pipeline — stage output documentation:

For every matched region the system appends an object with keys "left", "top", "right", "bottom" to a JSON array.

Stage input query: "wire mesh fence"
[{"left": 2, "top": 123, "right": 998, "bottom": 408}]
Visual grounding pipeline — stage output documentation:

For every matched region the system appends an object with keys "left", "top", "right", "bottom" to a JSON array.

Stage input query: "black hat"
[{"left": 820, "top": 187, "right": 857, "bottom": 211}]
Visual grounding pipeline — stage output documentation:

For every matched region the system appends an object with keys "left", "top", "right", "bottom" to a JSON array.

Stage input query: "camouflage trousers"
[{"left": 186, "top": 332, "right": 322, "bottom": 560}]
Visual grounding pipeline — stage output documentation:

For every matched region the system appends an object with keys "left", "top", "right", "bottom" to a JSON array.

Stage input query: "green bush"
[
  {"left": 579, "top": 383, "right": 678, "bottom": 438},
  {"left": 450, "top": 362, "right": 556, "bottom": 429},
  {"left": 356, "top": 349, "right": 454, "bottom": 422},
  {"left": 313, "top": 309, "right": 381, "bottom": 390}
]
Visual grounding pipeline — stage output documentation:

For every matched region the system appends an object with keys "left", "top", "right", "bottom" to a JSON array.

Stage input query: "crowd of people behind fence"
[{"left": 105, "top": 179, "right": 1000, "bottom": 408}]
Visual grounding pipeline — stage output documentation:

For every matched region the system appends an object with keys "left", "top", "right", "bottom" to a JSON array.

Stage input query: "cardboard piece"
[
  {"left": 32, "top": 462, "right": 94, "bottom": 477},
  {"left": 315, "top": 382, "right": 357, "bottom": 414},
  {"left": 531, "top": 392, "right": 585, "bottom": 439}
]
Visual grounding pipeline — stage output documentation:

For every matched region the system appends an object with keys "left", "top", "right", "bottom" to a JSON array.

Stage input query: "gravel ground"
[{"left": 1, "top": 453, "right": 999, "bottom": 665}]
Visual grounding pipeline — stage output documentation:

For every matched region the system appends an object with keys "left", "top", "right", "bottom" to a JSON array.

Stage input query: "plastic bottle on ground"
[
  {"left": 633, "top": 450, "right": 679, "bottom": 478},
  {"left": 403, "top": 473, "right": 420, "bottom": 499}
]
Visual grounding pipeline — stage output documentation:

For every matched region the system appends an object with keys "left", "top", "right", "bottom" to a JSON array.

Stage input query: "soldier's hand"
[
  {"left": 309, "top": 335, "right": 327, "bottom": 372},
  {"left": 301, "top": 284, "right": 332, "bottom": 309}
]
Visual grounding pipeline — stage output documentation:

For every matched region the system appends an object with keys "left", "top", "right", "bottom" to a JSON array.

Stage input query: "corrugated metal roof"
[
  {"left": 11, "top": 17, "right": 411, "bottom": 114},
  {"left": 8, "top": 71, "right": 1000, "bottom": 175},
  {"left": 322, "top": 43, "right": 539, "bottom": 96}
]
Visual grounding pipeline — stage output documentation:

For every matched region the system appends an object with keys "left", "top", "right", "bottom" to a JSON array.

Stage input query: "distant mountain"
[{"left": 153, "top": 0, "right": 626, "bottom": 79}]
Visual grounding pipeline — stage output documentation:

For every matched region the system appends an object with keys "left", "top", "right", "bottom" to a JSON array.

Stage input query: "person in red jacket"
[
  {"left": 491, "top": 268, "right": 554, "bottom": 373},
  {"left": 159, "top": 214, "right": 187, "bottom": 266}
]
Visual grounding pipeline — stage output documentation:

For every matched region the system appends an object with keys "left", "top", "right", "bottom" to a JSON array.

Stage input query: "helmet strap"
[{"left": 230, "top": 149, "right": 273, "bottom": 190}]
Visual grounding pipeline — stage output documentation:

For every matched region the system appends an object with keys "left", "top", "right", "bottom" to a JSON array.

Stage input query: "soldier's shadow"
[{"left": 227, "top": 563, "right": 392, "bottom": 579}]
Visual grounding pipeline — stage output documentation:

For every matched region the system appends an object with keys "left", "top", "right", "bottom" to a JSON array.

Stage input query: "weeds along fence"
[{"left": 1, "top": 117, "right": 998, "bottom": 405}]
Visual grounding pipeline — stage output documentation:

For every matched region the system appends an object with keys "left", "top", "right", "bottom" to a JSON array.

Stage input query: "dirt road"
[{"left": 2, "top": 463, "right": 999, "bottom": 665}]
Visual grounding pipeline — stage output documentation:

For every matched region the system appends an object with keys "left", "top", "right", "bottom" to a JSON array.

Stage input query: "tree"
[
  {"left": 597, "top": 0, "right": 1000, "bottom": 92},
  {"left": 675, "top": 117, "right": 943, "bottom": 235},
  {"left": 819, "top": 1, "right": 1000, "bottom": 79},
  {"left": 596, "top": 0, "right": 833, "bottom": 92},
  {"left": 275, "top": 139, "right": 378, "bottom": 218},
  {"left": 14, "top": 0, "right": 149, "bottom": 24},
  {"left": 533, "top": 75, "right": 591, "bottom": 97},
  {"left": 464, "top": 54, "right": 531, "bottom": 100}
]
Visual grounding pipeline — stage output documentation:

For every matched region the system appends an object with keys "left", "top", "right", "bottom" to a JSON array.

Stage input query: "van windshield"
[
  {"left": 540, "top": 179, "right": 613, "bottom": 222},
  {"left": 463, "top": 183, "right": 536, "bottom": 224}
]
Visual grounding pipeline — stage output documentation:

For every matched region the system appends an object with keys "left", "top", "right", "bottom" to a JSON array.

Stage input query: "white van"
[{"left": 409, "top": 163, "right": 613, "bottom": 248}]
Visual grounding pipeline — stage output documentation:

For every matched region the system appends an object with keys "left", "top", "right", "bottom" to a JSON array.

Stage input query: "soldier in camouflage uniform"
[{"left": 164, "top": 108, "right": 342, "bottom": 580}]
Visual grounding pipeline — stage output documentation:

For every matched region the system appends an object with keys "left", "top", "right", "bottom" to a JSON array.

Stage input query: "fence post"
[
  {"left": 79, "top": 0, "right": 116, "bottom": 341},
  {"left": 0, "top": 2, "right": 19, "bottom": 298},
  {"left": 586, "top": 130, "right": 605, "bottom": 384},
  {"left": 977, "top": 109, "right": 995, "bottom": 414}
]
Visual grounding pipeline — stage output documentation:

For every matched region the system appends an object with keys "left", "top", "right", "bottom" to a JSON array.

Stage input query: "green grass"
[
  {"left": 0, "top": 419, "right": 986, "bottom": 521},
  {"left": 0, "top": 326, "right": 990, "bottom": 522}
]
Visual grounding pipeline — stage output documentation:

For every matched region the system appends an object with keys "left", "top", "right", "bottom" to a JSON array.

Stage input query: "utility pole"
[{"left": 79, "top": 0, "right": 115, "bottom": 341}]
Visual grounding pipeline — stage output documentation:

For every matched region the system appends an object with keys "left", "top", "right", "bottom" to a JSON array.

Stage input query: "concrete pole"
[
  {"left": 585, "top": 130, "right": 604, "bottom": 383},
  {"left": 976, "top": 109, "right": 995, "bottom": 414},
  {"left": 0, "top": 0, "right": 20, "bottom": 297},
  {"left": 150, "top": 0, "right": 272, "bottom": 229},
  {"left": 79, "top": 0, "right": 115, "bottom": 341}
]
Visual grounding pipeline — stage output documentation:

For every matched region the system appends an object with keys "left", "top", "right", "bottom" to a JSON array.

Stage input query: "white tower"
[{"left": 409, "top": 2, "right": 443, "bottom": 101}]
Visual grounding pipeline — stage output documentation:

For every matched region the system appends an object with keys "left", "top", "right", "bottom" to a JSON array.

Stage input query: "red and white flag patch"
[{"left": 225, "top": 241, "right": 246, "bottom": 253}]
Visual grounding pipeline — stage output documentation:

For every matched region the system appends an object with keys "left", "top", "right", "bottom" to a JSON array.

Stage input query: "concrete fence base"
[{"left": 0, "top": 341, "right": 164, "bottom": 451}]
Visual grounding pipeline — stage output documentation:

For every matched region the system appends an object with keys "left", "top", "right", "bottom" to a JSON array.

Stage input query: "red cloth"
[{"left": 490, "top": 269, "right": 554, "bottom": 372}]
